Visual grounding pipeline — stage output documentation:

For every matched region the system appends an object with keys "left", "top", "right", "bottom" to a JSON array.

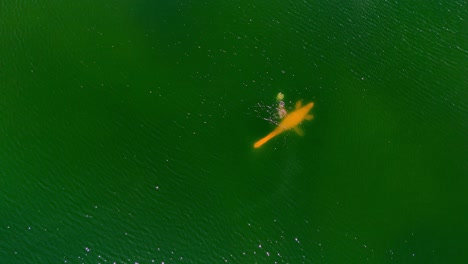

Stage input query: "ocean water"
[{"left": 1, "top": 0, "right": 466, "bottom": 263}]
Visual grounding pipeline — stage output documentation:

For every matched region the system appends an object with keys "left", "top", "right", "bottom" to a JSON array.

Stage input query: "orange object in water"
[{"left": 254, "top": 101, "right": 314, "bottom": 148}]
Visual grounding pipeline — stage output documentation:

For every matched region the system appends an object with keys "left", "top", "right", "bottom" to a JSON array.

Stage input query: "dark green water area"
[{"left": 1, "top": 0, "right": 466, "bottom": 263}]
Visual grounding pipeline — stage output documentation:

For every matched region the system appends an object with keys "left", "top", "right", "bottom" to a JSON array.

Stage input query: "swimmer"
[
  {"left": 277, "top": 101, "right": 287, "bottom": 119},
  {"left": 276, "top": 92, "right": 287, "bottom": 119},
  {"left": 276, "top": 92, "right": 284, "bottom": 101}
]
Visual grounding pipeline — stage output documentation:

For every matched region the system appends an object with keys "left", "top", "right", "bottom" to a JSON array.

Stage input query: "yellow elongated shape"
[{"left": 254, "top": 101, "right": 314, "bottom": 148}]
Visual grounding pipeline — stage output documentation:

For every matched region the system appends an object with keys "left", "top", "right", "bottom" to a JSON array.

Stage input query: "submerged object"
[{"left": 254, "top": 100, "right": 314, "bottom": 148}]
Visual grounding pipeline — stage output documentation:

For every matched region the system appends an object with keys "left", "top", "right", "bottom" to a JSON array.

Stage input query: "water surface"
[{"left": 1, "top": 0, "right": 466, "bottom": 263}]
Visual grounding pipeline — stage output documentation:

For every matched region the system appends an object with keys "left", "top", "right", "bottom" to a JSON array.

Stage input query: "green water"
[{"left": 1, "top": 0, "right": 466, "bottom": 263}]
